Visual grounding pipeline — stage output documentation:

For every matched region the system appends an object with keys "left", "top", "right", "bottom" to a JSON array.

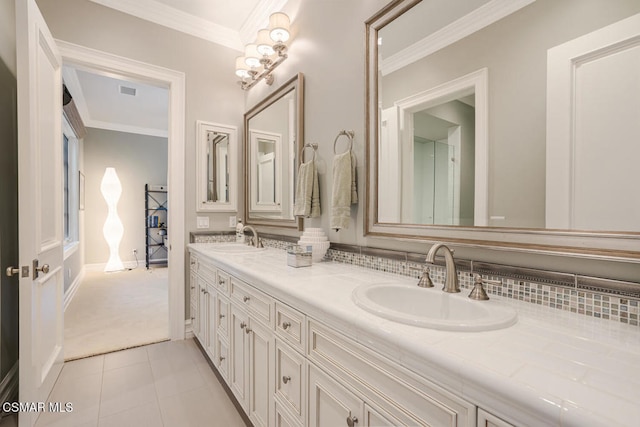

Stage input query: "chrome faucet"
[
  {"left": 242, "top": 225, "right": 263, "bottom": 248},
  {"left": 425, "top": 243, "right": 459, "bottom": 293}
]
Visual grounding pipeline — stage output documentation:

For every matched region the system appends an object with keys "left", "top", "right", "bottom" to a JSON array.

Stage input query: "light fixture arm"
[{"left": 240, "top": 51, "right": 288, "bottom": 91}]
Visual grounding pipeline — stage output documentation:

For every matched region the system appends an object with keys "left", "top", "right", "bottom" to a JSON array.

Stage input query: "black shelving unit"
[{"left": 145, "top": 184, "right": 168, "bottom": 269}]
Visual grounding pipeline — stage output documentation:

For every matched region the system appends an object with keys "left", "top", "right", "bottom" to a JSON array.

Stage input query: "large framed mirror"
[
  {"left": 366, "top": 0, "right": 640, "bottom": 260},
  {"left": 245, "top": 73, "right": 304, "bottom": 230},
  {"left": 196, "top": 121, "right": 238, "bottom": 212}
]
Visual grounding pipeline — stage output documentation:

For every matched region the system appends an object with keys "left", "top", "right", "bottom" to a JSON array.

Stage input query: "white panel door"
[
  {"left": 15, "top": 0, "right": 65, "bottom": 425},
  {"left": 546, "top": 13, "right": 640, "bottom": 231}
]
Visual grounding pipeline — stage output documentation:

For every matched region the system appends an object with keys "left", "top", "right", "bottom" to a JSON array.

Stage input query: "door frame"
[{"left": 57, "top": 40, "right": 186, "bottom": 340}]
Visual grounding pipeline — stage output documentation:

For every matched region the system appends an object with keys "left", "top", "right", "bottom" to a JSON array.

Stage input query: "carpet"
[{"left": 64, "top": 266, "right": 169, "bottom": 361}]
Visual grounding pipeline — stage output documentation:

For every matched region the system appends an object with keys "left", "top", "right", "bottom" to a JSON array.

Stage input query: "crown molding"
[
  {"left": 87, "top": 120, "right": 169, "bottom": 138},
  {"left": 381, "top": 0, "right": 536, "bottom": 76},
  {"left": 239, "top": 0, "right": 289, "bottom": 45},
  {"left": 90, "top": 0, "right": 244, "bottom": 51}
]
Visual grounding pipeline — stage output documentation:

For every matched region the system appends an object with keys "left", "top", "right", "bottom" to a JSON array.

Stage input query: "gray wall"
[{"left": 84, "top": 128, "right": 167, "bottom": 265}]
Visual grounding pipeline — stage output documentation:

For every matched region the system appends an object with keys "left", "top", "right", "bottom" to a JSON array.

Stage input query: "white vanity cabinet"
[
  {"left": 307, "top": 320, "right": 475, "bottom": 427},
  {"left": 187, "top": 251, "right": 515, "bottom": 427}
]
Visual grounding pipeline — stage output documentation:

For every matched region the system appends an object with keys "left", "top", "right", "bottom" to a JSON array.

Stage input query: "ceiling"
[{"left": 67, "top": 0, "right": 288, "bottom": 138}]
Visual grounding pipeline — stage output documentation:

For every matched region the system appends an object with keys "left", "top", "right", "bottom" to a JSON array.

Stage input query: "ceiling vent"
[{"left": 119, "top": 85, "right": 137, "bottom": 96}]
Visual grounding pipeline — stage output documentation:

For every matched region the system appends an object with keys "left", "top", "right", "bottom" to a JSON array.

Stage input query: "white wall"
[{"left": 83, "top": 128, "right": 167, "bottom": 265}]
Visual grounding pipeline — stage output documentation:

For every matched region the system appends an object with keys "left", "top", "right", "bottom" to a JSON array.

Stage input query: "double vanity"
[{"left": 188, "top": 242, "right": 640, "bottom": 427}]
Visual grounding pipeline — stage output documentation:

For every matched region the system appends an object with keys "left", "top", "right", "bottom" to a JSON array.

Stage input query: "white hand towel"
[
  {"left": 294, "top": 160, "right": 320, "bottom": 218},
  {"left": 331, "top": 151, "right": 357, "bottom": 230}
]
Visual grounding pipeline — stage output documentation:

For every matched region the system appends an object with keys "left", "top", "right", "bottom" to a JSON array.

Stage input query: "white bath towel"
[
  {"left": 330, "top": 151, "right": 357, "bottom": 230},
  {"left": 294, "top": 160, "right": 320, "bottom": 218}
]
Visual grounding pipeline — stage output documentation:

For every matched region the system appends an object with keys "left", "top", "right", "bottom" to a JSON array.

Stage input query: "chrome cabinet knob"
[
  {"left": 243, "top": 296, "right": 250, "bottom": 303},
  {"left": 346, "top": 415, "right": 358, "bottom": 427},
  {"left": 240, "top": 322, "right": 247, "bottom": 329},
  {"left": 282, "top": 375, "right": 291, "bottom": 384},
  {"left": 219, "top": 356, "right": 225, "bottom": 362},
  {"left": 245, "top": 327, "right": 252, "bottom": 334},
  {"left": 282, "top": 322, "right": 291, "bottom": 330},
  {"left": 219, "top": 314, "right": 225, "bottom": 319}
]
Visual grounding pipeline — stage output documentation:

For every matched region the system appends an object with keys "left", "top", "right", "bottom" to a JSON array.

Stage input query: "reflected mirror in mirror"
[
  {"left": 245, "top": 73, "right": 304, "bottom": 230},
  {"left": 207, "top": 131, "right": 229, "bottom": 203},
  {"left": 196, "top": 121, "right": 238, "bottom": 212},
  {"left": 369, "top": 0, "right": 640, "bottom": 233}
]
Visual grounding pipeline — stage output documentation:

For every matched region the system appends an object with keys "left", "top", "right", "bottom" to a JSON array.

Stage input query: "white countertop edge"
[{"left": 187, "top": 244, "right": 639, "bottom": 427}]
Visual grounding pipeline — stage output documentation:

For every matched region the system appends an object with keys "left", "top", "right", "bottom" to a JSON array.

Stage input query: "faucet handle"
[
  {"left": 469, "top": 274, "right": 498, "bottom": 300},
  {"left": 418, "top": 267, "right": 434, "bottom": 288},
  {"left": 257, "top": 238, "right": 264, "bottom": 248},
  {"left": 409, "top": 266, "right": 434, "bottom": 288}
]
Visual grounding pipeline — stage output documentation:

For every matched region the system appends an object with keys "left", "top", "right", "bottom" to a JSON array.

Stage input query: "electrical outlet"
[{"left": 229, "top": 216, "right": 237, "bottom": 227}]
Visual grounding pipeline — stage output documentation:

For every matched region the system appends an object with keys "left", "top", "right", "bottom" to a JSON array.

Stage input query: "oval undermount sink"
[
  {"left": 202, "top": 243, "right": 267, "bottom": 254},
  {"left": 352, "top": 283, "right": 517, "bottom": 331}
]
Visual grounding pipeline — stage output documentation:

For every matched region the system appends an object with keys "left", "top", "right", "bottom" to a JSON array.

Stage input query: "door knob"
[
  {"left": 33, "top": 259, "right": 49, "bottom": 279},
  {"left": 5, "top": 266, "right": 28, "bottom": 277}
]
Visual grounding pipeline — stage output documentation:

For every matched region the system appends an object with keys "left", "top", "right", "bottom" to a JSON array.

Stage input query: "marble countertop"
[{"left": 188, "top": 243, "right": 640, "bottom": 427}]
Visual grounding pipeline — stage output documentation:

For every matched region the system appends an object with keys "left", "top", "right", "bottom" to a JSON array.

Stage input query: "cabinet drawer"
[
  {"left": 275, "top": 302, "right": 306, "bottom": 353},
  {"left": 216, "top": 296, "right": 230, "bottom": 340},
  {"left": 308, "top": 320, "right": 475, "bottom": 427},
  {"left": 197, "top": 259, "right": 217, "bottom": 283},
  {"left": 216, "top": 270, "right": 231, "bottom": 296},
  {"left": 275, "top": 339, "right": 306, "bottom": 423},
  {"left": 230, "top": 278, "right": 273, "bottom": 327}
]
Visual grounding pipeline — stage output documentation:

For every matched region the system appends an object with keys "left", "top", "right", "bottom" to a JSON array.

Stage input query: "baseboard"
[
  {"left": 64, "top": 267, "right": 85, "bottom": 312},
  {"left": 0, "top": 362, "right": 18, "bottom": 407},
  {"left": 84, "top": 261, "right": 141, "bottom": 272}
]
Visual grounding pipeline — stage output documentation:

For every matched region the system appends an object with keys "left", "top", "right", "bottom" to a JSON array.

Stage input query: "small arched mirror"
[{"left": 196, "top": 121, "right": 238, "bottom": 212}]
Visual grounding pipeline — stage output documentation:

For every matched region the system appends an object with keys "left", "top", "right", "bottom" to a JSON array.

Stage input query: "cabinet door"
[
  {"left": 206, "top": 283, "right": 217, "bottom": 358},
  {"left": 230, "top": 304, "right": 249, "bottom": 410},
  {"left": 275, "top": 339, "right": 306, "bottom": 423},
  {"left": 216, "top": 334, "right": 229, "bottom": 381},
  {"left": 247, "top": 318, "right": 273, "bottom": 427},
  {"left": 189, "top": 270, "right": 197, "bottom": 333},
  {"left": 197, "top": 277, "right": 208, "bottom": 346},
  {"left": 478, "top": 409, "right": 515, "bottom": 427},
  {"left": 308, "top": 364, "right": 363, "bottom": 427},
  {"left": 216, "top": 295, "right": 230, "bottom": 340}
]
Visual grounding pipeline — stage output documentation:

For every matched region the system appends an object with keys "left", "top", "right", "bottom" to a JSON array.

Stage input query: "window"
[{"left": 62, "top": 118, "right": 79, "bottom": 250}]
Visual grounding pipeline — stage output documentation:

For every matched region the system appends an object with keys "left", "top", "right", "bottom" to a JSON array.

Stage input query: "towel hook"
[
  {"left": 302, "top": 143, "right": 317, "bottom": 162},
  {"left": 333, "top": 130, "right": 354, "bottom": 155}
]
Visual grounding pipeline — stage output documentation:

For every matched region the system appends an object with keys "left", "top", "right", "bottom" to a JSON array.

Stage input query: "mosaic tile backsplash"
[{"left": 192, "top": 233, "right": 640, "bottom": 328}]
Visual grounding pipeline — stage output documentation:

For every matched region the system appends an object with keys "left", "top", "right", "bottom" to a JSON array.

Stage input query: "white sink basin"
[
  {"left": 202, "top": 243, "right": 267, "bottom": 254},
  {"left": 352, "top": 283, "right": 517, "bottom": 331}
]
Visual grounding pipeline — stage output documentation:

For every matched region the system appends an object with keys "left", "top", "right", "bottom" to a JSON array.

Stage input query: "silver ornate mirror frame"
[{"left": 244, "top": 73, "right": 304, "bottom": 231}]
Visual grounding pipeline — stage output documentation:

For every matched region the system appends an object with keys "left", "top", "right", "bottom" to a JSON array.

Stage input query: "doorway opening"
[{"left": 58, "top": 41, "right": 186, "bottom": 360}]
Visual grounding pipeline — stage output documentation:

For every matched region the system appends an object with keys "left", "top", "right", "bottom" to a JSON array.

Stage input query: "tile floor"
[{"left": 33, "top": 339, "right": 247, "bottom": 427}]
